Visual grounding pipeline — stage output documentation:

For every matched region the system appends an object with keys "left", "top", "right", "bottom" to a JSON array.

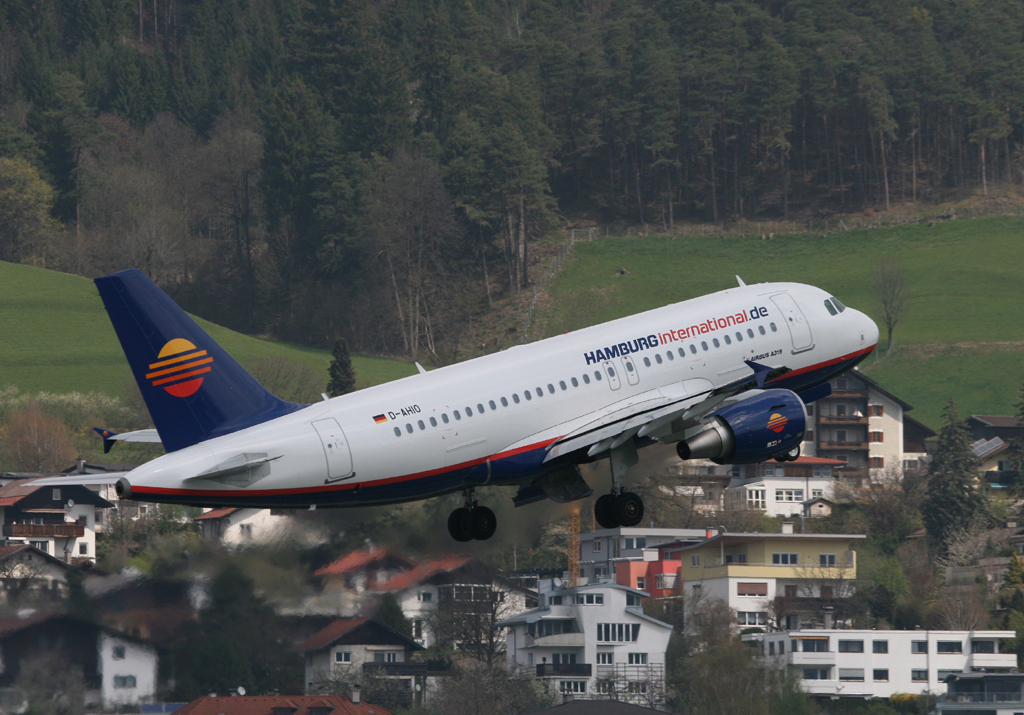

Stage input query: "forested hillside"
[{"left": 1, "top": 0, "right": 1022, "bottom": 359}]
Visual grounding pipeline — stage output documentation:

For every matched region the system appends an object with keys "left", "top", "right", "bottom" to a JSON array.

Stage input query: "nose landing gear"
[{"left": 447, "top": 490, "right": 497, "bottom": 541}]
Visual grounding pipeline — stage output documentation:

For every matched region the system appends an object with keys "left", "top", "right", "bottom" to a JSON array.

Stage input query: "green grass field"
[
  {"left": 0, "top": 262, "right": 417, "bottom": 397},
  {"left": 534, "top": 216, "right": 1024, "bottom": 428}
]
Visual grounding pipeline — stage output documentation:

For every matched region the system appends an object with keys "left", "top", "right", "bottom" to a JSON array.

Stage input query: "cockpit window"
[
  {"left": 831, "top": 296, "right": 847, "bottom": 312},
  {"left": 824, "top": 299, "right": 838, "bottom": 316}
]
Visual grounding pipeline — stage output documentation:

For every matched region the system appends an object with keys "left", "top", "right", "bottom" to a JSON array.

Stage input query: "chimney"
[
  {"left": 705, "top": 528, "right": 715, "bottom": 540},
  {"left": 76, "top": 457, "right": 86, "bottom": 474},
  {"left": 562, "top": 693, "right": 574, "bottom": 705},
  {"left": 781, "top": 522, "right": 794, "bottom": 534},
  {"left": 351, "top": 684, "right": 361, "bottom": 705}
]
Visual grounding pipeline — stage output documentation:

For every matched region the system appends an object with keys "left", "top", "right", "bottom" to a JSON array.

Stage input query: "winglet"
[
  {"left": 736, "top": 275, "right": 746, "bottom": 287},
  {"left": 93, "top": 427, "right": 118, "bottom": 454},
  {"left": 744, "top": 360, "right": 773, "bottom": 388}
]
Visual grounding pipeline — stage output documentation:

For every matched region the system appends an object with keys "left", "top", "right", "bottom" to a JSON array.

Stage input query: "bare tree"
[
  {"left": 14, "top": 652, "right": 87, "bottom": 715},
  {"left": 426, "top": 578, "right": 524, "bottom": 667},
  {"left": 2, "top": 401, "right": 76, "bottom": 472},
  {"left": 933, "top": 584, "right": 990, "bottom": 630},
  {"left": 871, "top": 259, "right": 910, "bottom": 355},
  {"left": 243, "top": 357, "right": 324, "bottom": 404},
  {"left": 426, "top": 665, "right": 552, "bottom": 715}
]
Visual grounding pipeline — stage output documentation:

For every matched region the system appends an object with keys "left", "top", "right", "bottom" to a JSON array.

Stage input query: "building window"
[
  {"left": 873, "top": 669, "right": 889, "bottom": 682},
  {"left": 597, "top": 623, "right": 640, "bottom": 642},
  {"left": 811, "top": 489, "right": 824, "bottom": 498},
  {"left": 869, "top": 431, "right": 884, "bottom": 443},
  {"left": 839, "top": 668, "right": 865, "bottom": 682},
  {"left": 737, "top": 582, "right": 768, "bottom": 597},
  {"left": 626, "top": 593, "right": 641, "bottom": 606},
  {"left": 52, "top": 488, "right": 61, "bottom": 501},
  {"left": 656, "top": 574, "right": 677, "bottom": 590},
  {"left": 691, "top": 555, "right": 700, "bottom": 567},
  {"left": 937, "top": 641, "right": 963, "bottom": 654},
  {"left": 79, "top": 542, "right": 87, "bottom": 555},
  {"left": 838, "top": 640, "right": 864, "bottom": 653},
  {"left": 836, "top": 429, "right": 847, "bottom": 443},
  {"left": 113, "top": 675, "right": 137, "bottom": 689},
  {"left": 597, "top": 652, "right": 613, "bottom": 664},
  {"left": 773, "top": 553, "right": 798, "bottom": 565},
  {"left": 335, "top": 651, "right": 351, "bottom": 663},
  {"left": 593, "top": 540, "right": 602, "bottom": 552},
  {"left": 821, "top": 585, "right": 834, "bottom": 599},
  {"left": 112, "top": 645, "right": 126, "bottom": 659},
  {"left": 806, "top": 430, "right": 814, "bottom": 443},
  {"left": 636, "top": 577, "right": 645, "bottom": 590},
  {"left": 747, "top": 489, "right": 766, "bottom": 510},
  {"left": 775, "top": 489, "right": 804, "bottom": 502},
  {"left": 972, "top": 640, "right": 996, "bottom": 654},
  {"left": 802, "top": 668, "right": 830, "bottom": 680},
  {"left": 737, "top": 612, "right": 767, "bottom": 626},
  {"left": 819, "top": 554, "right": 837, "bottom": 567},
  {"left": 30, "top": 541, "right": 48, "bottom": 554},
  {"left": 628, "top": 653, "right": 648, "bottom": 665},
  {"left": 869, "top": 405, "right": 883, "bottom": 417},
  {"left": 560, "top": 681, "right": 586, "bottom": 694},
  {"left": 912, "top": 641, "right": 927, "bottom": 654},
  {"left": 873, "top": 640, "right": 888, "bottom": 653},
  {"left": 911, "top": 670, "right": 927, "bottom": 682},
  {"left": 801, "top": 639, "right": 828, "bottom": 653},
  {"left": 784, "top": 585, "right": 797, "bottom": 598},
  {"left": 806, "top": 405, "right": 814, "bottom": 417},
  {"left": 419, "top": 591, "right": 433, "bottom": 602},
  {"left": 870, "top": 457, "right": 885, "bottom": 469}
]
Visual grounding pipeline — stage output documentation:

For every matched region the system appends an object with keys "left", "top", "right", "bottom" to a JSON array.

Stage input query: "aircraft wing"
[
  {"left": 543, "top": 368, "right": 770, "bottom": 464},
  {"left": 12, "top": 473, "right": 129, "bottom": 487}
]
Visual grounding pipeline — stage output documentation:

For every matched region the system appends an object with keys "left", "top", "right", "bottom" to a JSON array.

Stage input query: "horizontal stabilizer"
[
  {"left": 19, "top": 474, "right": 128, "bottom": 487},
  {"left": 93, "top": 427, "right": 162, "bottom": 454}
]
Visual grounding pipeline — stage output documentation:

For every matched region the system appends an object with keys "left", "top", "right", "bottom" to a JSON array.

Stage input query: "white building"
[
  {"left": 580, "top": 527, "right": 706, "bottom": 582},
  {"left": 98, "top": 631, "right": 159, "bottom": 708},
  {"left": 0, "top": 481, "right": 112, "bottom": 562},
  {"left": 724, "top": 458, "right": 839, "bottom": 517},
  {"left": 498, "top": 579, "right": 673, "bottom": 707},
  {"left": 194, "top": 507, "right": 293, "bottom": 546},
  {"left": 742, "top": 629, "right": 1017, "bottom": 698}
]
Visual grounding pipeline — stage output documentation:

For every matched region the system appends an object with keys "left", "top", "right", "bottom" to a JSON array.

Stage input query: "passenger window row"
[
  {"left": 642, "top": 323, "right": 778, "bottom": 367},
  {"left": 393, "top": 369, "right": 608, "bottom": 437}
]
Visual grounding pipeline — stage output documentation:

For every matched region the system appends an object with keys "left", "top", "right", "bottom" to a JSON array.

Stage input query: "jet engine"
[{"left": 676, "top": 389, "right": 806, "bottom": 464}]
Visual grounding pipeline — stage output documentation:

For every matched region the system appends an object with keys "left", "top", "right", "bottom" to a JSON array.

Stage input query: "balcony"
[
  {"left": 526, "top": 633, "right": 586, "bottom": 648},
  {"left": 363, "top": 662, "right": 428, "bottom": 677},
  {"left": 3, "top": 524, "right": 85, "bottom": 538},
  {"left": 968, "top": 652, "right": 1018, "bottom": 670},
  {"left": 819, "top": 441, "right": 869, "bottom": 451},
  {"left": 818, "top": 416, "right": 868, "bottom": 425},
  {"left": 827, "top": 389, "right": 868, "bottom": 399},
  {"left": 536, "top": 663, "right": 592, "bottom": 678}
]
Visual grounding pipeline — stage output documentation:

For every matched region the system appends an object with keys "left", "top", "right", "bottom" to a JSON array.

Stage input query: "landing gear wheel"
[
  {"left": 468, "top": 506, "right": 497, "bottom": 540},
  {"left": 595, "top": 494, "right": 618, "bottom": 529},
  {"left": 613, "top": 492, "right": 644, "bottom": 527},
  {"left": 785, "top": 446, "right": 801, "bottom": 462},
  {"left": 447, "top": 507, "right": 473, "bottom": 542}
]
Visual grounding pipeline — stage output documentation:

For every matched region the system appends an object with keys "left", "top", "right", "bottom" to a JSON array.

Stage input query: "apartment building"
[
  {"left": 724, "top": 457, "right": 843, "bottom": 517},
  {"left": 800, "top": 372, "right": 935, "bottom": 479},
  {"left": 499, "top": 579, "right": 672, "bottom": 707},
  {"left": 743, "top": 629, "right": 1016, "bottom": 698},
  {"left": 580, "top": 527, "right": 706, "bottom": 582},
  {"left": 659, "top": 529, "right": 865, "bottom": 629}
]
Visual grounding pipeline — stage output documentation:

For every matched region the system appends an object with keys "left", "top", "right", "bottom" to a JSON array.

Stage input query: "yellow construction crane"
[{"left": 568, "top": 508, "right": 580, "bottom": 588}]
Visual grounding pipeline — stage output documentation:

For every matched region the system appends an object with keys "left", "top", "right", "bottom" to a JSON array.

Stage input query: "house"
[
  {"left": 499, "top": 579, "right": 673, "bottom": 707},
  {"left": 744, "top": 629, "right": 1016, "bottom": 699},
  {"left": 936, "top": 672, "right": 1024, "bottom": 714},
  {"left": 803, "top": 497, "right": 834, "bottom": 518},
  {"left": 0, "top": 480, "right": 113, "bottom": 561},
  {"left": 300, "top": 617, "right": 426, "bottom": 707},
  {"left": 86, "top": 573, "right": 197, "bottom": 646},
  {"left": 969, "top": 415, "right": 1023, "bottom": 445},
  {"left": 0, "top": 612, "right": 159, "bottom": 708},
  {"left": 972, "top": 437, "right": 1015, "bottom": 488},
  {"left": 659, "top": 529, "right": 865, "bottom": 629},
  {"left": 0, "top": 544, "right": 71, "bottom": 602},
  {"left": 174, "top": 695, "right": 389, "bottom": 715},
  {"left": 312, "top": 550, "right": 416, "bottom": 616},
  {"left": 800, "top": 372, "right": 935, "bottom": 479},
  {"left": 724, "top": 457, "right": 843, "bottom": 516},
  {"left": 372, "top": 556, "right": 536, "bottom": 648},
  {"left": 194, "top": 508, "right": 292, "bottom": 546},
  {"left": 579, "top": 527, "right": 706, "bottom": 583}
]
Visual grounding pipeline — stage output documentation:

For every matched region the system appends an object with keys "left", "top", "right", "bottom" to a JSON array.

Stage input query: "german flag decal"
[
  {"left": 372, "top": 414, "right": 388, "bottom": 424},
  {"left": 767, "top": 413, "right": 788, "bottom": 433},
  {"left": 146, "top": 338, "right": 213, "bottom": 398}
]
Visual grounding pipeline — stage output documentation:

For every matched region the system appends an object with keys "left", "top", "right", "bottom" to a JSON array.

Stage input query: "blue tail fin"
[{"left": 95, "top": 270, "right": 304, "bottom": 452}]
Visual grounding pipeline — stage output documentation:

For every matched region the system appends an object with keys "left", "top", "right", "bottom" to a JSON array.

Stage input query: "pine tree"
[
  {"left": 373, "top": 592, "right": 412, "bottom": 639},
  {"left": 1006, "top": 552, "right": 1024, "bottom": 589},
  {"left": 922, "top": 399, "right": 985, "bottom": 552},
  {"left": 1005, "top": 382, "right": 1024, "bottom": 489},
  {"left": 327, "top": 339, "right": 356, "bottom": 397}
]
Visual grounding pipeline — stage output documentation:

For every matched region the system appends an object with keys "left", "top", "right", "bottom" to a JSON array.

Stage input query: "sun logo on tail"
[
  {"left": 767, "top": 413, "right": 788, "bottom": 433},
  {"left": 146, "top": 339, "right": 213, "bottom": 397}
]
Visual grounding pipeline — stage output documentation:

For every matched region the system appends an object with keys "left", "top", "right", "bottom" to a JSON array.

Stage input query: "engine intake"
[{"left": 676, "top": 389, "right": 806, "bottom": 464}]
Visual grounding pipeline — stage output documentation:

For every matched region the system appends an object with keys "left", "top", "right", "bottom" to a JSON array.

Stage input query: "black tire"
[
  {"left": 469, "top": 506, "right": 497, "bottom": 540},
  {"left": 595, "top": 494, "right": 618, "bottom": 529},
  {"left": 447, "top": 507, "right": 473, "bottom": 542},
  {"left": 785, "top": 446, "right": 801, "bottom": 462},
  {"left": 614, "top": 492, "right": 644, "bottom": 527}
]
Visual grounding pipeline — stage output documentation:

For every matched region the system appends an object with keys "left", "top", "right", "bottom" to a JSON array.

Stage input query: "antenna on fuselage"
[{"left": 736, "top": 275, "right": 747, "bottom": 287}]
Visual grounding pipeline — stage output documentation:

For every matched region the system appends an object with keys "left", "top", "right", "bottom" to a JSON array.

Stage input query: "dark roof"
[
  {"left": 972, "top": 437, "right": 1009, "bottom": 459},
  {"left": 904, "top": 414, "right": 938, "bottom": 438},
  {"left": 529, "top": 700, "right": 666, "bottom": 714},
  {"left": 298, "top": 618, "right": 423, "bottom": 653},
  {"left": 0, "top": 480, "right": 114, "bottom": 509},
  {"left": 970, "top": 415, "right": 1021, "bottom": 428},
  {"left": 174, "top": 695, "right": 389, "bottom": 715}
]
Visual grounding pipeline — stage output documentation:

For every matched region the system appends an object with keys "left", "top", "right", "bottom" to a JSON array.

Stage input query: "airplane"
[{"left": 43, "top": 270, "right": 878, "bottom": 541}]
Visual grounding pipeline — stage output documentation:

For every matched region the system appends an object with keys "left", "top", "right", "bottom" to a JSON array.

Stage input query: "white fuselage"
[{"left": 125, "top": 282, "right": 878, "bottom": 507}]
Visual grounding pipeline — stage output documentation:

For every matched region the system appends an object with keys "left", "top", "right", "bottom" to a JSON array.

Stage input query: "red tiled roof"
[
  {"left": 375, "top": 555, "right": 474, "bottom": 592},
  {"left": 0, "top": 480, "right": 45, "bottom": 505},
  {"left": 792, "top": 456, "right": 846, "bottom": 465},
  {"left": 174, "top": 695, "right": 390, "bottom": 715},
  {"left": 313, "top": 549, "right": 412, "bottom": 578},
  {"left": 194, "top": 508, "right": 239, "bottom": 521},
  {"left": 298, "top": 618, "right": 369, "bottom": 652}
]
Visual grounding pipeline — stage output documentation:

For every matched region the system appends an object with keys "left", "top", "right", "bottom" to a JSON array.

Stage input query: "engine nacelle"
[{"left": 676, "top": 389, "right": 806, "bottom": 464}]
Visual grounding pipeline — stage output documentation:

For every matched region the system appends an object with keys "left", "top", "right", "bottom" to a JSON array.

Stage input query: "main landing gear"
[
  {"left": 774, "top": 445, "right": 801, "bottom": 462},
  {"left": 447, "top": 490, "right": 497, "bottom": 542},
  {"left": 593, "top": 440, "right": 645, "bottom": 529}
]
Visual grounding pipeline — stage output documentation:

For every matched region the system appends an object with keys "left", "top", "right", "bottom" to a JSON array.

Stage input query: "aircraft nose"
[{"left": 859, "top": 311, "right": 880, "bottom": 350}]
